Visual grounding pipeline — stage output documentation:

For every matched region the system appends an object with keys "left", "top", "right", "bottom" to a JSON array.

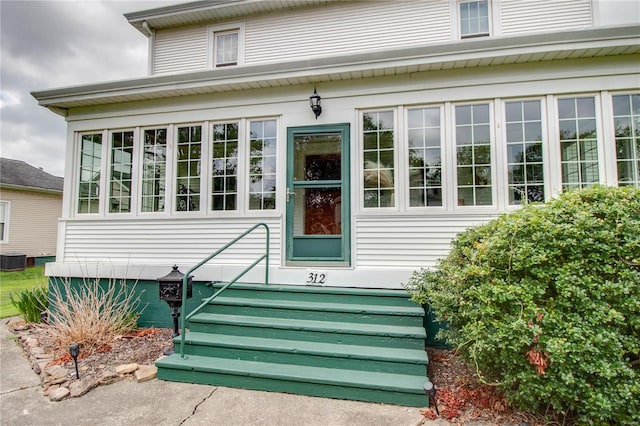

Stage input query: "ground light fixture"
[
  {"left": 423, "top": 380, "right": 439, "bottom": 415},
  {"left": 310, "top": 87, "right": 322, "bottom": 119},
  {"left": 69, "top": 343, "right": 80, "bottom": 379}
]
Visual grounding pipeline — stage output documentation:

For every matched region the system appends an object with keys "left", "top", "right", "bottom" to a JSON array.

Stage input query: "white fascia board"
[{"left": 31, "top": 25, "right": 640, "bottom": 114}]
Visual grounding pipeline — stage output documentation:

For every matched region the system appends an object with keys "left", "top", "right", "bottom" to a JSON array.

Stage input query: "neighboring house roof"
[
  {"left": 0, "top": 158, "right": 63, "bottom": 194},
  {"left": 30, "top": 25, "right": 640, "bottom": 116}
]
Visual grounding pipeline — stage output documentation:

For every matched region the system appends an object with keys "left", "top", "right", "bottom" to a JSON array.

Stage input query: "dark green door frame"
[{"left": 286, "top": 124, "right": 350, "bottom": 264}]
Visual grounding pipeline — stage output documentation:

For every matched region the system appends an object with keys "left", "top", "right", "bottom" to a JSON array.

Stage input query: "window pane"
[
  {"left": 408, "top": 107, "right": 442, "bottom": 207},
  {"left": 613, "top": 94, "right": 640, "bottom": 187},
  {"left": 505, "top": 100, "right": 545, "bottom": 204},
  {"left": 460, "top": 1, "right": 489, "bottom": 37},
  {"left": 78, "top": 133, "right": 102, "bottom": 214},
  {"left": 141, "top": 128, "right": 167, "bottom": 213},
  {"left": 363, "top": 110, "right": 395, "bottom": 207},
  {"left": 248, "top": 120, "right": 277, "bottom": 210},
  {"left": 558, "top": 97, "right": 599, "bottom": 190},
  {"left": 176, "top": 125, "right": 202, "bottom": 211},
  {"left": 215, "top": 31, "right": 238, "bottom": 66},
  {"left": 211, "top": 122, "right": 239, "bottom": 211},
  {"left": 455, "top": 103, "right": 492, "bottom": 206}
]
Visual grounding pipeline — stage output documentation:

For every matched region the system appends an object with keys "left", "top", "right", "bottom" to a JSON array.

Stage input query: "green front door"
[{"left": 286, "top": 124, "right": 350, "bottom": 263}]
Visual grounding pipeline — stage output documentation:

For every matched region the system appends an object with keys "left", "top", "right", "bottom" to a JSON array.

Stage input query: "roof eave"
[{"left": 31, "top": 25, "right": 640, "bottom": 112}]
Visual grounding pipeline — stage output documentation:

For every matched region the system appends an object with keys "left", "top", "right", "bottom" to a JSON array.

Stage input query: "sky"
[
  {"left": 0, "top": 0, "right": 182, "bottom": 177},
  {"left": 1, "top": 0, "right": 638, "bottom": 179}
]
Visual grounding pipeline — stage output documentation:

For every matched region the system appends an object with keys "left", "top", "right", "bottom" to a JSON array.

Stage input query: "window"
[
  {"left": 141, "top": 128, "right": 167, "bottom": 212},
  {"left": 0, "top": 201, "right": 9, "bottom": 243},
  {"left": 78, "top": 133, "right": 102, "bottom": 214},
  {"left": 176, "top": 125, "right": 202, "bottom": 212},
  {"left": 505, "top": 100, "right": 545, "bottom": 204},
  {"left": 109, "top": 131, "right": 134, "bottom": 213},
  {"left": 455, "top": 103, "right": 492, "bottom": 206},
  {"left": 363, "top": 111, "right": 395, "bottom": 208},
  {"left": 459, "top": 0, "right": 490, "bottom": 38},
  {"left": 612, "top": 94, "right": 640, "bottom": 187},
  {"left": 215, "top": 30, "right": 238, "bottom": 67},
  {"left": 248, "top": 120, "right": 277, "bottom": 210},
  {"left": 407, "top": 107, "right": 443, "bottom": 207},
  {"left": 211, "top": 122, "right": 239, "bottom": 210},
  {"left": 558, "top": 97, "right": 599, "bottom": 190}
]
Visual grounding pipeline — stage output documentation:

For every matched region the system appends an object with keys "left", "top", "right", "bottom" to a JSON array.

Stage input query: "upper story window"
[
  {"left": 210, "top": 23, "right": 244, "bottom": 68},
  {"left": 459, "top": 0, "right": 490, "bottom": 38},
  {"left": 0, "top": 201, "right": 9, "bottom": 243}
]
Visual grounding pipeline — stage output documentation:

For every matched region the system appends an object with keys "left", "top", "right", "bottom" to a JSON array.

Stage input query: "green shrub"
[
  {"left": 405, "top": 186, "right": 640, "bottom": 425},
  {"left": 10, "top": 286, "right": 49, "bottom": 323}
]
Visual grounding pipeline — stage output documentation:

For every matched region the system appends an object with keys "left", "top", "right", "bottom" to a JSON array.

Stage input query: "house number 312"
[{"left": 306, "top": 271, "right": 327, "bottom": 285}]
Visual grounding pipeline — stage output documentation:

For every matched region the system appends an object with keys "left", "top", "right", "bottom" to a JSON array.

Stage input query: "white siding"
[
  {"left": 62, "top": 218, "right": 280, "bottom": 266},
  {"left": 245, "top": 0, "right": 451, "bottom": 65},
  {"left": 355, "top": 214, "right": 498, "bottom": 268},
  {"left": 153, "top": 26, "right": 208, "bottom": 75},
  {"left": 0, "top": 188, "right": 62, "bottom": 258},
  {"left": 501, "top": 0, "right": 592, "bottom": 35}
]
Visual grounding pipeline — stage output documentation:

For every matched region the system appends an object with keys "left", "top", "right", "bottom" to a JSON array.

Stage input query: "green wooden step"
[
  {"left": 178, "top": 332, "right": 427, "bottom": 375},
  {"left": 156, "top": 354, "right": 428, "bottom": 407},
  {"left": 187, "top": 313, "right": 426, "bottom": 349},
  {"left": 200, "top": 296, "right": 424, "bottom": 326},
  {"left": 208, "top": 283, "right": 419, "bottom": 307}
]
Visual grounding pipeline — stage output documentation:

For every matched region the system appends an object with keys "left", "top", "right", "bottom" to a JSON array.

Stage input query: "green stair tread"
[
  {"left": 189, "top": 313, "right": 426, "bottom": 338},
  {"left": 207, "top": 296, "right": 424, "bottom": 316},
  {"left": 179, "top": 332, "right": 428, "bottom": 364},
  {"left": 209, "top": 282, "right": 415, "bottom": 299},
  {"left": 156, "top": 354, "right": 426, "bottom": 394}
]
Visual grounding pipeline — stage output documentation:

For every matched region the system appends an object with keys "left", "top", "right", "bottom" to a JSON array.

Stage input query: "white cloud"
[{"left": 0, "top": 0, "right": 180, "bottom": 177}]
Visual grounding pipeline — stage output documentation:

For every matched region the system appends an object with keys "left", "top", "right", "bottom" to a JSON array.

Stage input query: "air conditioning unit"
[{"left": 0, "top": 254, "right": 27, "bottom": 272}]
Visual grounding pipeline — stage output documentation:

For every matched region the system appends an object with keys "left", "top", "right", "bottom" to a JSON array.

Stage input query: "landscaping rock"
[
  {"left": 49, "top": 387, "right": 70, "bottom": 402},
  {"left": 115, "top": 363, "right": 139, "bottom": 375},
  {"left": 135, "top": 365, "right": 157, "bottom": 383},
  {"left": 69, "top": 378, "right": 96, "bottom": 397},
  {"left": 45, "top": 365, "right": 69, "bottom": 380}
]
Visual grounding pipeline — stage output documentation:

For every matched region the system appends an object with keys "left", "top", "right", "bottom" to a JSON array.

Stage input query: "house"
[
  {"left": 31, "top": 0, "right": 639, "bottom": 406},
  {"left": 0, "top": 158, "right": 63, "bottom": 269}
]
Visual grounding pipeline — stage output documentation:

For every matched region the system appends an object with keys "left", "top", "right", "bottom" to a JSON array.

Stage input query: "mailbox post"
[{"left": 157, "top": 265, "right": 193, "bottom": 338}]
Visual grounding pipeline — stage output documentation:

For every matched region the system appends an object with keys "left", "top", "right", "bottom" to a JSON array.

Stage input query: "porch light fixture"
[
  {"left": 423, "top": 380, "right": 439, "bottom": 415},
  {"left": 309, "top": 87, "right": 322, "bottom": 119},
  {"left": 69, "top": 343, "right": 80, "bottom": 379}
]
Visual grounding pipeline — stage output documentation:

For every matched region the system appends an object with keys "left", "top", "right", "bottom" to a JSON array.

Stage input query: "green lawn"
[{"left": 0, "top": 266, "right": 47, "bottom": 318}]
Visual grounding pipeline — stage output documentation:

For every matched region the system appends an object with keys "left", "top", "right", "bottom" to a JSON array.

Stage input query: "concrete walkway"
[{"left": 1, "top": 320, "right": 441, "bottom": 426}]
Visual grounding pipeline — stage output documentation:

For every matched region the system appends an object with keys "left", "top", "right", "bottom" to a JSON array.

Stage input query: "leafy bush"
[
  {"left": 44, "top": 276, "right": 141, "bottom": 357},
  {"left": 405, "top": 186, "right": 640, "bottom": 425},
  {"left": 10, "top": 286, "right": 49, "bottom": 323}
]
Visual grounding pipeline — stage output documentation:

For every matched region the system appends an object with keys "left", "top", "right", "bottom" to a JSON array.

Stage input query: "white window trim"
[
  {"left": 404, "top": 104, "right": 448, "bottom": 213},
  {"left": 138, "top": 125, "right": 172, "bottom": 217},
  {"left": 106, "top": 128, "right": 138, "bottom": 216},
  {"left": 172, "top": 122, "right": 208, "bottom": 216},
  {"left": 209, "top": 119, "right": 244, "bottom": 215},
  {"left": 358, "top": 108, "right": 399, "bottom": 213},
  {"left": 245, "top": 117, "right": 279, "bottom": 214},
  {"left": 552, "top": 93, "right": 605, "bottom": 191},
  {"left": 499, "top": 96, "right": 550, "bottom": 210},
  {"left": 0, "top": 200, "right": 10, "bottom": 243},
  {"left": 208, "top": 22, "right": 245, "bottom": 68},
  {"left": 450, "top": 100, "right": 498, "bottom": 210},
  {"left": 451, "top": 0, "right": 500, "bottom": 40},
  {"left": 75, "top": 130, "right": 107, "bottom": 217}
]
